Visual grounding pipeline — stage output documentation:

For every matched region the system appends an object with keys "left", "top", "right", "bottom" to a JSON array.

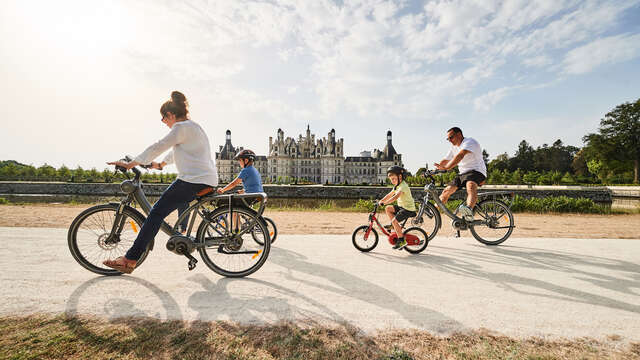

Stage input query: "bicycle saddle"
[{"left": 196, "top": 187, "right": 215, "bottom": 197}]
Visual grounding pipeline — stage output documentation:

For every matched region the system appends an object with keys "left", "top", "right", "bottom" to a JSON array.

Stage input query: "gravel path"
[{"left": 2, "top": 227, "right": 639, "bottom": 342}]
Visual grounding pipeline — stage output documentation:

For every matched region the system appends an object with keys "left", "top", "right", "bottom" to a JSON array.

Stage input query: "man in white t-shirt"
[{"left": 434, "top": 127, "right": 487, "bottom": 220}]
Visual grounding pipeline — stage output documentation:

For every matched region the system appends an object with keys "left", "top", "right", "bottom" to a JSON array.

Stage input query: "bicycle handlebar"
[
  {"left": 113, "top": 156, "right": 149, "bottom": 181},
  {"left": 423, "top": 169, "right": 448, "bottom": 177}
]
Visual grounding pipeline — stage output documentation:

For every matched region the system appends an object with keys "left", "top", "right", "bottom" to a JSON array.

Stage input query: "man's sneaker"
[
  {"left": 457, "top": 204, "right": 474, "bottom": 221},
  {"left": 393, "top": 237, "right": 407, "bottom": 250}
]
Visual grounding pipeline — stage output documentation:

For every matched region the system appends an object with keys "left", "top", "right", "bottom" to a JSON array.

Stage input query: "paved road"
[{"left": 1, "top": 227, "right": 639, "bottom": 342}]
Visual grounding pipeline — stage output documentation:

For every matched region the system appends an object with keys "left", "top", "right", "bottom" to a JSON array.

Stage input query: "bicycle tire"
[
  {"left": 251, "top": 217, "right": 278, "bottom": 245},
  {"left": 352, "top": 225, "right": 379, "bottom": 252},
  {"left": 403, "top": 227, "right": 429, "bottom": 254},
  {"left": 67, "top": 204, "right": 150, "bottom": 276},
  {"left": 411, "top": 202, "right": 441, "bottom": 240},
  {"left": 469, "top": 199, "right": 514, "bottom": 245},
  {"left": 196, "top": 205, "right": 271, "bottom": 278}
]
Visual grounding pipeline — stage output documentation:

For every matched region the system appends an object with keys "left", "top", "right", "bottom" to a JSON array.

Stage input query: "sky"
[{"left": 1, "top": 0, "right": 640, "bottom": 174}]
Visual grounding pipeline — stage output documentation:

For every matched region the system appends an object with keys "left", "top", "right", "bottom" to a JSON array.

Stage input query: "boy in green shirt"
[{"left": 378, "top": 166, "right": 417, "bottom": 250}]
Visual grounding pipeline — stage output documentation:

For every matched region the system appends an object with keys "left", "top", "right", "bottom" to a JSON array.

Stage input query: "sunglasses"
[{"left": 447, "top": 134, "right": 456, "bottom": 141}]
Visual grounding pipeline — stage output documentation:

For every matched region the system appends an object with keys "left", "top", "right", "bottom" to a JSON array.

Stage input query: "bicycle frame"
[
  {"left": 418, "top": 183, "right": 476, "bottom": 224},
  {"left": 175, "top": 192, "right": 267, "bottom": 243},
  {"left": 416, "top": 170, "right": 515, "bottom": 228},
  {"left": 364, "top": 203, "right": 412, "bottom": 244}
]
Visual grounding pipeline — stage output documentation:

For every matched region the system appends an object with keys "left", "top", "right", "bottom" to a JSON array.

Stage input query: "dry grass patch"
[{"left": 1, "top": 314, "right": 639, "bottom": 360}]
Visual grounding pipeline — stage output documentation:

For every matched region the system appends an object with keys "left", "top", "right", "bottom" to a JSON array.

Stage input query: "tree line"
[
  {"left": 0, "top": 161, "right": 178, "bottom": 183},
  {"left": 485, "top": 98, "right": 638, "bottom": 184}
]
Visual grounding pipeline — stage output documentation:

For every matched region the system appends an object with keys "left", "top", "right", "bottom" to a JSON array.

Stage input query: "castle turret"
[{"left": 383, "top": 130, "right": 397, "bottom": 160}]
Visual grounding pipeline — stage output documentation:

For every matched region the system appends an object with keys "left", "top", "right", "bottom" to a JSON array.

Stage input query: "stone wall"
[{"left": 0, "top": 182, "right": 615, "bottom": 203}]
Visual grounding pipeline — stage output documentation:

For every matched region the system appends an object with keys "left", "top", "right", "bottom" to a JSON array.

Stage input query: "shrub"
[
  {"left": 0, "top": 197, "right": 8, "bottom": 205},
  {"left": 354, "top": 199, "right": 376, "bottom": 212},
  {"left": 522, "top": 171, "right": 540, "bottom": 185},
  {"left": 510, "top": 195, "right": 608, "bottom": 214}
]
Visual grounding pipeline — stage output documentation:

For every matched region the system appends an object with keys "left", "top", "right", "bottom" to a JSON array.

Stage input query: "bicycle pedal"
[{"left": 187, "top": 258, "right": 198, "bottom": 271}]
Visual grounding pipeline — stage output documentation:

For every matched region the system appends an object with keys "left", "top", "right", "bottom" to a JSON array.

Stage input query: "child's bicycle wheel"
[{"left": 352, "top": 225, "right": 379, "bottom": 252}]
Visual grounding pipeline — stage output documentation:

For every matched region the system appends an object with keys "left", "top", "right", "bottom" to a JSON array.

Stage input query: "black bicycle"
[
  {"left": 67, "top": 158, "right": 271, "bottom": 277},
  {"left": 411, "top": 166, "right": 516, "bottom": 245}
]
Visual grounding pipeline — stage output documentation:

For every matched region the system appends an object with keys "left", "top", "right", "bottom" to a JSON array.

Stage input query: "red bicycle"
[{"left": 352, "top": 201, "right": 429, "bottom": 254}]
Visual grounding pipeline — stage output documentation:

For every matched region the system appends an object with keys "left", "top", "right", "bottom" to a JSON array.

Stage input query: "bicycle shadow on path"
[
  {"left": 250, "top": 246, "right": 464, "bottom": 333},
  {"left": 63, "top": 275, "right": 185, "bottom": 358},
  {"left": 365, "top": 242, "right": 640, "bottom": 315}
]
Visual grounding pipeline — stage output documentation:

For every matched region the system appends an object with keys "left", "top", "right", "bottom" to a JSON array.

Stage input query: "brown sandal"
[{"left": 103, "top": 256, "right": 137, "bottom": 274}]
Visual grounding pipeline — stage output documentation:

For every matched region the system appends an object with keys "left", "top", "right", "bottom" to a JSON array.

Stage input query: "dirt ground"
[{"left": 1, "top": 203, "right": 638, "bottom": 239}]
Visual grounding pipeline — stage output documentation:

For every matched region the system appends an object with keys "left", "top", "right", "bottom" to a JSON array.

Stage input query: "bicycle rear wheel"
[
  {"left": 403, "top": 227, "right": 429, "bottom": 254},
  {"left": 196, "top": 206, "right": 270, "bottom": 278},
  {"left": 68, "top": 204, "right": 150, "bottom": 276},
  {"left": 469, "top": 199, "right": 514, "bottom": 245}
]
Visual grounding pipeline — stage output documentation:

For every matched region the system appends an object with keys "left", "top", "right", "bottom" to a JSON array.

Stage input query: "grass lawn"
[{"left": 1, "top": 314, "right": 638, "bottom": 360}]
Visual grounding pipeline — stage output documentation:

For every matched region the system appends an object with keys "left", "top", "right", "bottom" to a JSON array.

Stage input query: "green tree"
[
  {"left": 482, "top": 149, "right": 489, "bottom": 169},
  {"left": 86, "top": 168, "right": 100, "bottom": 182},
  {"left": 488, "top": 152, "right": 509, "bottom": 172},
  {"left": 21, "top": 165, "right": 37, "bottom": 180},
  {"left": 583, "top": 98, "right": 640, "bottom": 183},
  {"left": 571, "top": 149, "right": 589, "bottom": 176},
  {"left": 72, "top": 166, "right": 85, "bottom": 182},
  {"left": 57, "top": 165, "right": 72, "bottom": 181},
  {"left": 511, "top": 140, "right": 535, "bottom": 171},
  {"left": 101, "top": 169, "right": 114, "bottom": 183},
  {"left": 0, "top": 163, "right": 18, "bottom": 180},
  {"left": 37, "top": 164, "right": 57, "bottom": 181}
]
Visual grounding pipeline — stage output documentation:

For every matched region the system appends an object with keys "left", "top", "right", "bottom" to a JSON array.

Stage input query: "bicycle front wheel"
[
  {"left": 411, "top": 202, "right": 440, "bottom": 242},
  {"left": 67, "top": 204, "right": 149, "bottom": 276},
  {"left": 352, "top": 225, "right": 379, "bottom": 252},
  {"left": 196, "top": 206, "right": 271, "bottom": 278},
  {"left": 469, "top": 199, "right": 514, "bottom": 245}
]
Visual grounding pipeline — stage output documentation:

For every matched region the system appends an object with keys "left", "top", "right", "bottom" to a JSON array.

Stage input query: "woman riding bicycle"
[{"left": 103, "top": 91, "right": 218, "bottom": 273}]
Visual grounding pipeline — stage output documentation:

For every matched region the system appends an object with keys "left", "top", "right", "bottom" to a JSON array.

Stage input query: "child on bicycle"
[
  {"left": 217, "top": 149, "right": 263, "bottom": 195},
  {"left": 216, "top": 149, "right": 264, "bottom": 230},
  {"left": 378, "top": 166, "right": 416, "bottom": 250}
]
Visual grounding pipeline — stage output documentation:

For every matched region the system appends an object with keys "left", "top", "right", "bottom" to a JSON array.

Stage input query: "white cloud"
[
  {"left": 522, "top": 55, "right": 553, "bottom": 67},
  {"left": 563, "top": 33, "right": 640, "bottom": 74},
  {"left": 474, "top": 86, "right": 514, "bottom": 111}
]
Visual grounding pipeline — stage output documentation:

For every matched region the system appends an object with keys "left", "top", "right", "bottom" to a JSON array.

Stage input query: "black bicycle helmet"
[
  {"left": 234, "top": 149, "right": 256, "bottom": 161},
  {"left": 386, "top": 165, "right": 406, "bottom": 176}
]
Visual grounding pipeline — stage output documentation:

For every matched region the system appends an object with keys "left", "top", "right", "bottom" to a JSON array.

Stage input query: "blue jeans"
[
  {"left": 177, "top": 202, "right": 189, "bottom": 232},
  {"left": 125, "top": 179, "right": 209, "bottom": 260}
]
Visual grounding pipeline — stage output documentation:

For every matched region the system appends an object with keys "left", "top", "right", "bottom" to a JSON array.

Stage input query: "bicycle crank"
[{"left": 166, "top": 235, "right": 199, "bottom": 271}]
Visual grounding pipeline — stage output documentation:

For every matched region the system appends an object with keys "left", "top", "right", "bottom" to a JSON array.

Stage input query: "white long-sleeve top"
[{"left": 134, "top": 120, "right": 218, "bottom": 186}]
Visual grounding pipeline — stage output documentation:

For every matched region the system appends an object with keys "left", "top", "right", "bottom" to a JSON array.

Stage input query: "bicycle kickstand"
[{"left": 455, "top": 230, "right": 461, "bottom": 238}]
